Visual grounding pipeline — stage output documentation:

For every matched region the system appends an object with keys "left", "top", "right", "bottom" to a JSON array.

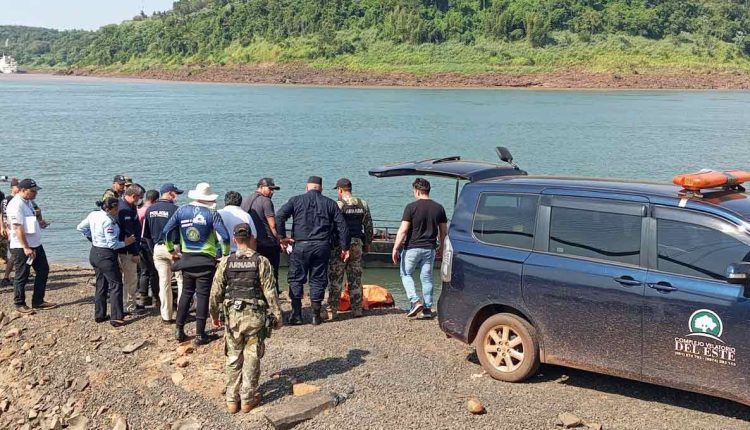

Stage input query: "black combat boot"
[
  {"left": 175, "top": 326, "right": 187, "bottom": 342},
  {"left": 193, "top": 333, "right": 217, "bottom": 346},
  {"left": 311, "top": 302, "right": 323, "bottom": 326},
  {"left": 287, "top": 300, "right": 304, "bottom": 326}
]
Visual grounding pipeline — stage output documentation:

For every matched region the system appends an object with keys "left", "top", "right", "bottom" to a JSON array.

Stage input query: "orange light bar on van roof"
[{"left": 673, "top": 170, "right": 750, "bottom": 191}]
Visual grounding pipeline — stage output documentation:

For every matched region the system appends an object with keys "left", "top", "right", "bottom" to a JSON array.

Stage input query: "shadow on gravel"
[
  {"left": 46, "top": 281, "right": 85, "bottom": 291},
  {"left": 327, "top": 307, "right": 405, "bottom": 322},
  {"left": 258, "top": 349, "right": 370, "bottom": 402},
  {"left": 47, "top": 273, "right": 91, "bottom": 282},
  {"left": 55, "top": 295, "right": 95, "bottom": 309},
  {"left": 466, "top": 351, "right": 480, "bottom": 365},
  {"left": 527, "top": 365, "right": 750, "bottom": 421}
]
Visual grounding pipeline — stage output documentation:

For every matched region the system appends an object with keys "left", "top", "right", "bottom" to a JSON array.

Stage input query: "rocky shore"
[
  {"left": 0, "top": 265, "right": 749, "bottom": 429},
  {"left": 58, "top": 64, "right": 750, "bottom": 90}
]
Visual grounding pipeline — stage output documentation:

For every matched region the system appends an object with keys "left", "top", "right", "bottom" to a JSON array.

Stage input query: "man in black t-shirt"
[
  {"left": 241, "top": 178, "right": 282, "bottom": 294},
  {"left": 392, "top": 178, "right": 448, "bottom": 319}
]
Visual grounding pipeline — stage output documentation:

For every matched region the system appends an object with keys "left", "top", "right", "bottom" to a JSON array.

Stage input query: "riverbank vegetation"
[{"left": 2, "top": 0, "right": 750, "bottom": 75}]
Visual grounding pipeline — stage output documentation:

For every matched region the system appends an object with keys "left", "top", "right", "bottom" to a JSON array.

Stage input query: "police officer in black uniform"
[{"left": 276, "top": 176, "right": 350, "bottom": 326}]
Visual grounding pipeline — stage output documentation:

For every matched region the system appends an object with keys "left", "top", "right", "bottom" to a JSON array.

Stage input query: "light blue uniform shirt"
[{"left": 77, "top": 209, "right": 127, "bottom": 250}]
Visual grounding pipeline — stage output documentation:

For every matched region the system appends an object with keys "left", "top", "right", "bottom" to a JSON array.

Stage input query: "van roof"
[{"left": 479, "top": 176, "right": 750, "bottom": 220}]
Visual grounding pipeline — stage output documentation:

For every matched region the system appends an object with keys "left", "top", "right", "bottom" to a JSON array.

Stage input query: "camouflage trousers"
[
  {"left": 328, "top": 238, "right": 363, "bottom": 312},
  {"left": 224, "top": 305, "right": 266, "bottom": 402}
]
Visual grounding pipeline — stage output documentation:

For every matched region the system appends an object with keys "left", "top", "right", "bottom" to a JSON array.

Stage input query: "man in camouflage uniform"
[
  {"left": 327, "top": 178, "right": 373, "bottom": 320},
  {"left": 209, "top": 223, "right": 283, "bottom": 414},
  {"left": 101, "top": 175, "right": 127, "bottom": 202}
]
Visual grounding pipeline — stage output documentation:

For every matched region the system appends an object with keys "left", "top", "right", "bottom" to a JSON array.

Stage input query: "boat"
[{"left": 0, "top": 54, "right": 17, "bottom": 74}]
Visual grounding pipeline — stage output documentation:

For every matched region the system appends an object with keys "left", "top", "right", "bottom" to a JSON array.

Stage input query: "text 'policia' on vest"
[{"left": 224, "top": 253, "right": 264, "bottom": 304}]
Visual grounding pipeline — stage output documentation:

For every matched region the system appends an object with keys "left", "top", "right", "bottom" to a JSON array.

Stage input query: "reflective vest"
[
  {"left": 341, "top": 199, "right": 366, "bottom": 240},
  {"left": 224, "top": 253, "right": 263, "bottom": 302}
]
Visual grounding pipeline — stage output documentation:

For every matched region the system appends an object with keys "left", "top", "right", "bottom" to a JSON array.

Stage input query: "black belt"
[{"left": 294, "top": 239, "right": 328, "bottom": 243}]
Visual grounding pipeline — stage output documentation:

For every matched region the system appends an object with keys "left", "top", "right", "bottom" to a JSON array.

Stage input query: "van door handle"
[
  {"left": 648, "top": 282, "right": 678, "bottom": 293},
  {"left": 614, "top": 276, "right": 642, "bottom": 287}
]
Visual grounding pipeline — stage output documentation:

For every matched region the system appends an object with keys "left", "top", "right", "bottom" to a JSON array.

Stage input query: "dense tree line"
[{"left": 2, "top": 0, "right": 749, "bottom": 67}]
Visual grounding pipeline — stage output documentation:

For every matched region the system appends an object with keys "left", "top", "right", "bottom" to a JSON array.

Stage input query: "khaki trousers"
[
  {"left": 118, "top": 253, "right": 139, "bottom": 311},
  {"left": 153, "top": 244, "right": 183, "bottom": 321}
]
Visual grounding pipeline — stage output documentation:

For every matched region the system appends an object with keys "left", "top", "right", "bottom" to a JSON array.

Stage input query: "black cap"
[
  {"left": 333, "top": 178, "right": 352, "bottom": 189},
  {"left": 257, "top": 177, "right": 280, "bottom": 190},
  {"left": 18, "top": 178, "right": 41, "bottom": 191},
  {"left": 233, "top": 223, "right": 253, "bottom": 239},
  {"left": 307, "top": 176, "right": 323, "bottom": 185},
  {"left": 160, "top": 183, "right": 184, "bottom": 195},
  {"left": 113, "top": 175, "right": 126, "bottom": 184}
]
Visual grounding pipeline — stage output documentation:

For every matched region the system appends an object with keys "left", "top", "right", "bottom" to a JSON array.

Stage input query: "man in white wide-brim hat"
[{"left": 162, "top": 182, "right": 230, "bottom": 346}]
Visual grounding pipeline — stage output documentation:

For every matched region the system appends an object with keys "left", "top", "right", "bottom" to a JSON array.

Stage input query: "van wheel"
[{"left": 475, "top": 313, "right": 539, "bottom": 382}]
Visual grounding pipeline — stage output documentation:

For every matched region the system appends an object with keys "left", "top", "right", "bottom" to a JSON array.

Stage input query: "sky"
[{"left": 0, "top": 0, "right": 176, "bottom": 31}]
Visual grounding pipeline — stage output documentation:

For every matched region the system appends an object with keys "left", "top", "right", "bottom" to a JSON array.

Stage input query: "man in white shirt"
[
  {"left": 218, "top": 191, "right": 257, "bottom": 254},
  {"left": 7, "top": 179, "right": 57, "bottom": 314}
]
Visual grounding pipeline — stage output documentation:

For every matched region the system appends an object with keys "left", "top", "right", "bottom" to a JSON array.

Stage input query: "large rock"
[
  {"left": 66, "top": 415, "right": 89, "bottom": 430},
  {"left": 176, "top": 345, "right": 195, "bottom": 356},
  {"left": 111, "top": 414, "right": 128, "bottom": 430},
  {"left": 73, "top": 376, "right": 90, "bottom": 392},
  {"left": 466, "top": 398, "right": 485, "bottom": 414},
  {"left": 122, "top": 340, "right": 147, "bottom": 354},
  {"left": 292, "top": 383, "right": 320, "bottom": 396},
  {"left": 4, "top": 327, "right": 20, "bottom": 338},
  {"left": 45, "top": 415, "right": 62, "bottom": 430},
  {"left": 175, "top": 357, "right": 190, "bottom": 368},
  {"left": 559, "top": 412, "right": 583, "bottom": 428},
  {"left": 264, "top": 391, "right": 339, "bottom": 430},
  {"left": 171, "top": 418, "right": 202, "bottom": 430},
  {"left": 42, "top": 335, "right": 57, "bottom": 347},
  {"left": 171, "top": 372, "right": 185, "bottom": 385}
]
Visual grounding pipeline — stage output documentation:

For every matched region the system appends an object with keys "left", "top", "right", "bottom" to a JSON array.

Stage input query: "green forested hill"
[{"left": 2, "top": 0, "right": 750, "bottom": 74}]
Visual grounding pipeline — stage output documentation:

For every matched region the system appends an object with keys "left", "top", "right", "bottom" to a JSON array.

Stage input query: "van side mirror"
[{"left": 496, "top": 146, "right": 513, "bottom": 164}]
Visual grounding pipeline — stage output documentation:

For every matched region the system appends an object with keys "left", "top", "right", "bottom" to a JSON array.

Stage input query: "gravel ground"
[{"left": 0, "top": 265, "right": 749, "bottom": 429}]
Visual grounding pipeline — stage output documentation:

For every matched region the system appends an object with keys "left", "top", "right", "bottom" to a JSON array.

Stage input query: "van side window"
[
  {"left": 549, "top": 207, "right": 641, "bottom": 265},
  {"left": 657, "top": 219, "right": 750, "bottom": 280},
  {"left": 473, "top": 194, "right": 538, "bottom": 249}
]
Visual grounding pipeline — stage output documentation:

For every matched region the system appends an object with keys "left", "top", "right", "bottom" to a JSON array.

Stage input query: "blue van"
[{"left": 371, "top": 151, "right": 750, "bottom": 406}]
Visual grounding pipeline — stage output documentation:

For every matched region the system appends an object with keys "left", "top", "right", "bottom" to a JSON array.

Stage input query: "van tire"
[{"left": 475, "top": 313, "right": 540, "bottom": 383}]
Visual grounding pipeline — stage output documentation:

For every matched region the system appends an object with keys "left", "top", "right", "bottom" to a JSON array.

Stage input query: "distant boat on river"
[{"left": 0, "top": 54, "right": 17, "bottom": 74}]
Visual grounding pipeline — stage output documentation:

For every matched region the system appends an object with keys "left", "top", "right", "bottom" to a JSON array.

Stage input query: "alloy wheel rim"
[{"left": 483, "top": 325, "right": 524, "bottom": 372}]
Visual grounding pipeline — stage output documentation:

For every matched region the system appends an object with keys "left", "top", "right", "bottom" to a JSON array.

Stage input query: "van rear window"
[{"left": 473, "top": 194, "right": 539, "bottom": 249}]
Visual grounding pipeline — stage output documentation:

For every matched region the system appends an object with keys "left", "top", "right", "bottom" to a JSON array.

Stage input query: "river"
[{"left": 1, "top": 74, "right": 749, "bottom": 304}]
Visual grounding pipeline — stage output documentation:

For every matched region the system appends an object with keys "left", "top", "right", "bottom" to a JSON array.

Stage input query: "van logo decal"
[
  {"left": 688, "top": 309, "right": 723, "bottom": 342},
  {"left": 674, "top": 309, "right": 736, "bottom": 366}
]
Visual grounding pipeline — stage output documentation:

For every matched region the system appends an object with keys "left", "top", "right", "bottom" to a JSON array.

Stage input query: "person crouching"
[{"left": 209, "top": 223, "right": 283, "bottom": 414}]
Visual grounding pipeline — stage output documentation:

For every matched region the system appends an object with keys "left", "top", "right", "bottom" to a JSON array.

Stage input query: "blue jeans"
[{"left": 400, "top": 248, "right": 436, "bottom": 309}]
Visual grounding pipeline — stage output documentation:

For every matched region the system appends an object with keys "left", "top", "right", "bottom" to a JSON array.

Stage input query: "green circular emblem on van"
[
  {"left": 186, "top": 227, "right": 200, "bottom": 242},
  {"left": 688, "top": 309, "right": 723, "bottom": 340}
]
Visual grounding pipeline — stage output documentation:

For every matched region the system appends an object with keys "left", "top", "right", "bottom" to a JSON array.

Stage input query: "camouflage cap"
[{"left": 233, "top": 223, "right": 253, "bottom": 239}]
